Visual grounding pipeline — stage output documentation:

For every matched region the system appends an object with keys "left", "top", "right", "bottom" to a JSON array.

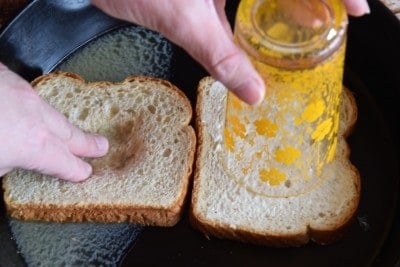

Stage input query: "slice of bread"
[
  {"left": 190, "top": 77, "right": 360, "bottom": 246},
  {"left": 2, "top": 72, "right": 196, "bottom": 226}
]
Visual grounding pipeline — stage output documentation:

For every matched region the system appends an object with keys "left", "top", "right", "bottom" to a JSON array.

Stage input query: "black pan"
[{"left": 0, "top": 0, "right": 399, "bottom": 266}]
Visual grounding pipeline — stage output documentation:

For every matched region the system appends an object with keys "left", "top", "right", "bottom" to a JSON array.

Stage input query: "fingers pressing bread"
[
  {"left": 24, "top": 124, "right": 94, "bottom": 182},
  {"left": 0, "top": 67, "right": 108, "bottom": 182},
  {"left": 41, "top": 101, "right": 109, "bottom": 158}
]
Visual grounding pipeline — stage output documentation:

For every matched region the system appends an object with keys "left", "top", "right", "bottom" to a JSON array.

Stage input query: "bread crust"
[
  {"left": 4, "top": 199, "right": 183, "bottom": 226},
  {"left": 32, "top": 71, "right": 194, "bottom": 121},
  {"left": 190, "top": 77, "right": 360, "bottom": 247},
  {"left": 3, "top": 72, "right": 196, "bottom": 226}
]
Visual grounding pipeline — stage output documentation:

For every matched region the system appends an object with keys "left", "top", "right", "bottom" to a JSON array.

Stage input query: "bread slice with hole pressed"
[
  {"left": 190, "top": 77, "right": 360, "bottom": 246},
  {"left": 2, "top": 72, "right": 196, "bottom": 226}
]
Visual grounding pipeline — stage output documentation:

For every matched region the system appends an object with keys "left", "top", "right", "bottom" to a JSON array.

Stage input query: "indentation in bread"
[{"left": 91, "top": 117, "right": 145, "bottom": 173}]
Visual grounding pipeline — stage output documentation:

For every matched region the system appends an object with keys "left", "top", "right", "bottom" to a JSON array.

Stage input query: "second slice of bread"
[
  {"left": 3, "top": 72, "right": 196, "bottom": 226},
  {"left": 190, "top": 77, "right": 360, "bottom": 246}
]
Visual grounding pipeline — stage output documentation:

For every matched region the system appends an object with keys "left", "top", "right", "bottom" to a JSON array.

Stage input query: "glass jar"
[{"left": 221, "top": 0, "right": 348, "bottom": 197}]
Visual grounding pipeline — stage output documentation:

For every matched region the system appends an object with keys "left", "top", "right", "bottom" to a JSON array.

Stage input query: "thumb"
[
  {"left": 203, "top": 38, "right": 266, "bottom": 105},
  {"left": 92, "top": 0, "right": 265, "bottom": 105},
  {"left": 342, "top": 0, "right": 370, "bottom": 16},
  {"left": 167, "top": 4, "right": 265, "bottom": 105}
]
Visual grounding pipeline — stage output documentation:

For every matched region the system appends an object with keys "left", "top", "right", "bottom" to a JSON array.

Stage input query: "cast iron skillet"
[{"left": 0, "top": 0, "right": 399, "bottom": 266}]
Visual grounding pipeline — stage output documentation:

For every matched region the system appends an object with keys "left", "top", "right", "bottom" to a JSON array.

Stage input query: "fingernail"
[
  {"left": 84, "top": 163, "right": 93, "bottom": 178},
  {"left": 254, "top": 77, "right": 266, "bottom": 104},
  {"left": 360, "top": 1, "right": 370, "bottom": 15},
  {"left": 72, "top": 162, "right": 92, "bottom": 182},
  {"left": 241, "top": 77, "right": 265, "bottom": 105},
  {"left": 94, "top": 135, "right": 109, "bottom": 153}
]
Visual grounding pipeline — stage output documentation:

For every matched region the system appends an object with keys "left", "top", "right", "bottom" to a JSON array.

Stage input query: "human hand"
[
  {"left": 343, "top": 0, "right": 371, "bottom": 16},
  {"left": 0, "top": 64, "right": 109, "bottom": 181},
  {"left": 91, "top": 0, "right": 370, "bottom": 105}
]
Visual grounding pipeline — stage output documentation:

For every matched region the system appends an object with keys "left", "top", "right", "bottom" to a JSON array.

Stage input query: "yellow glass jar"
[{"left": 221, "top": 0, "right": 348, "bottom": 197}]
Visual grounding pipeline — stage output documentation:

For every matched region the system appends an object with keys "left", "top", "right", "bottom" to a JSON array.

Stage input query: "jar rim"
[{"left": 235, "top": 0, "right": 348, "bottom": 69}]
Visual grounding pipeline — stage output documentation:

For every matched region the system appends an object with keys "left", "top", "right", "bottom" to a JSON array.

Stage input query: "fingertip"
[
  {"left": 67, "top": 161, "right": 93, "bottom": 182},
  {"left": 82, "top": 162, "right": 93, "bottom": 180},
  {"left": 344, "top": 0, "right": 370, "bottom": 16},
  {"left": 253, "top": 76, "right": 266, "bottom": 105},
  {"left": 67, "top": 129, "right": 109, "bottom": 158},
  {"left": 232, "top": 76, "right": 266, "bottom": 105},
  {"left": 94, "top": 134, "right": 109, "bottom": 155},
  {"left": 207, "top": 45, "right": 265, "bottom": 105}
]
